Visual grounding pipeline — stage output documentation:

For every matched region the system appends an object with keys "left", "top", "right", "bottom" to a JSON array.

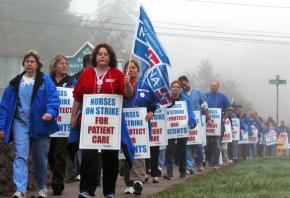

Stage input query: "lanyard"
[{"left": 94, "top": 68, "right": 109, "bottom": 93}]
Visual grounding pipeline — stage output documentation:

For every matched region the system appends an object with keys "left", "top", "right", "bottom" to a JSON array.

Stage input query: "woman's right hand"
[
  {"left": 70, "top": 116, "right": 77, "bottom": 129},
  {"left": 0, "top": 131, "right": 4, "bottom": 139}
]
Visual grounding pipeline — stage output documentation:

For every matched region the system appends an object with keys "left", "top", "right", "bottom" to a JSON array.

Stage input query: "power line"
[
  {"left": 2, "top": 12, "right": 290, "bottom": 41},
  {"left": 2, "top": 17, "right": 290, "bottom": 45},
  {"left": 0, "top": 17, "right": 290, "bottom": 45},
  {"left": 187, "top": 0, "right": 290, "bottom": 9},
  {"left": 2, "top": 1, "right": 290, "bottom": 37}
]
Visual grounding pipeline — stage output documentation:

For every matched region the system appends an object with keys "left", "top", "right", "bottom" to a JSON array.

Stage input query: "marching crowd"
[{"left": 0, "top": 43, "right": 289, "bottom": 198}]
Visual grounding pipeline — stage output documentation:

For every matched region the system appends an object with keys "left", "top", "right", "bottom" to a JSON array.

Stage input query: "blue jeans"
[
  {"left": 186, "top": 144, "right": 204, "bottom": 171},
  {"left": 158, "top": 149, "right": 165, "bottom": 169},
  {"left": 75, "top": 150, "right": 82, "bottom": 175},
  {"left": 13, "top": 119, "right": 50, "bottom": 192},
  {"left": 206, "top": 136, "right": 221, "bottom": 166}
]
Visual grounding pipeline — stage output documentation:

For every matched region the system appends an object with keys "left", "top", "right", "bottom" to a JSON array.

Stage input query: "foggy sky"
[{"left": 141, "top": 0, "right": 290, "bottom": 123}]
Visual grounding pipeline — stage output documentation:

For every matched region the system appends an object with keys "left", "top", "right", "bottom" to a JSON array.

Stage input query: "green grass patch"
[{"left": 151, "top": 157, "right": 290, "bottom": 198}]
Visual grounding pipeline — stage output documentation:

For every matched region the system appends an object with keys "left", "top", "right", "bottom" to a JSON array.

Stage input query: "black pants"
[
  {"left": 48, "top": 137, "right": 67, "bottom": 192},
  {"left": 149, "top": 146, "right": 160, "bottom": 177},
  {"left": 80, "top": 149, "right": 119, "bottom": 196},
  {"left": 166, "top": 138, "right": 187, "bottom": 176}
]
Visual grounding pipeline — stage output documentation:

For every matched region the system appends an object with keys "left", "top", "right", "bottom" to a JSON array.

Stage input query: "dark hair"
[
  {"left": 22, "top": 50, "right": 43, "bottom": 70},
  {"left": 236, "top": 104, "right": 243, "bottom": 109},
  {"left": 82, "top": 54, "right": 91, "bottom": 68},
  {"left": 49, "top": 54, "right": 67, "bottom": 77},
  {"left": 91, "top": 43, "right": 116, "bottom": 68},
  {"left": 171, "top": 80, "right": 181, "bottom": 87},
  {"left": 266, "top": 119, "right": 276, "bottom": 128},
  {"left": 124, "top": 59, "right": 140, "bottom": 73},
  {"left": 178, "top": 75, "right": 189, "bottom": 82}
]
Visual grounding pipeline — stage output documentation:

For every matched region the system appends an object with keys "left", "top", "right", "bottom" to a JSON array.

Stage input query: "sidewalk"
[{"left": 5, "top": 166, "right": 206, "bottom": 198}]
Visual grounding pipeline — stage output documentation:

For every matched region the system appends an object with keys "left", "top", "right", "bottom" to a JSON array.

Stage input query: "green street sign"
[
  {"left": 67, "top": 42, "right": 94, "bottom": 76},
  {"left": 278, "top": 80, "right": 287, "bottom": 84},
  {"left": 269, "top": 75, "right": 287, "bottom": 85},
  {"left": 269, "top": 79, "right": 277, "bottom": 84}
]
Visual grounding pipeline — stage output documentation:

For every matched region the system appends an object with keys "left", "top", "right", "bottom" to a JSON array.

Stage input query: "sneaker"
[
  {"left": 75, "top": 174, "right": 81, "bottom": 181},
  {"left": 186, "top": 170, "right": 194, "bottom": 175},
  {"left": 38, "top": 188, "right": 47, "bottom": 198},
  {"left": 157, "top": 167, "right": 163, "bottom": 177},
  {"left": 152, "top": 177, "right": 159, "bottom": 183},
  {"left": 133, "top": 181, "right": 143, "bottom": 195},
  {"left": 163, "top": 174, "right": 173, "bottom": 180},
  {"left": 198, "top": 165, "right": 204, "bottom": 172},
  {"left": 11, "top": 191, "right": 26, "bottom": 198},
  {"left": 124, "top": 186, "right": 134, "bottom": 194},
  {"left": 78, "top": 192, "right": 95, "bottom": 198},
  {"left": 144, "top": 175, "right": 149, "bottom": 183},
  {"left": 213, "top": 166, "right": 219, "bottom": 170},
  {"left": 202, "top": 160, "right": 207, "bottom": 167}
]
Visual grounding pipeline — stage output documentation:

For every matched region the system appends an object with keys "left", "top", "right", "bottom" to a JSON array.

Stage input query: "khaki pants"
[{"left": 123, "top": 159, "right": 146, "bottom": 187}]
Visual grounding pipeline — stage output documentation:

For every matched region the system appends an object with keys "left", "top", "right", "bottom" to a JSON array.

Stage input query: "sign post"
[{"left": 269, "top": 75, "right": 286, "bottom": 124}]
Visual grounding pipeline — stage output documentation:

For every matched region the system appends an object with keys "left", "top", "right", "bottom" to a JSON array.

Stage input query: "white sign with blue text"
[
  {"left": 187, "top": 111, "right": 202, "bottom": 145},
  {"left": 150, "top": 107, "right": 167, "bottom": 146},
  {"left": 120, "top": 108, "right": 150, "bottom": 159},
  {"left": 166, "top": 101, "right": 189, "bottom": 139},
  {"left": 231, "top": 118, "right": 240, "bottom": 141},
  {"left": 79, "top": 94, "right": 123, "bottom": 150},
  {"left": 50, "top": 87, "right": 73, "bottom": 138},
  {"left": 206, "top": 108, "right": 222, "bottom": 136}
]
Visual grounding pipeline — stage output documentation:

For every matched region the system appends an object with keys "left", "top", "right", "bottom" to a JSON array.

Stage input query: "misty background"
[{"left": 0, "top": 0, "right": 290, "bottom": 124}]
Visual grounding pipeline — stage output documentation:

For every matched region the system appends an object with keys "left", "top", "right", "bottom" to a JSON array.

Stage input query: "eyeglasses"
[{"left": 97, "top": 52, "right": 109, "bottom": 56}]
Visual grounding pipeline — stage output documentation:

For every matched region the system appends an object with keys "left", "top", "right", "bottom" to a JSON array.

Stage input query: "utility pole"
[{"left": 269, "top": 75, "right": 286, "bottom": 124}]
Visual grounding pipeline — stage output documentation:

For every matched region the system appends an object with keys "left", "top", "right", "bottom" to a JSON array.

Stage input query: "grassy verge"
[{"left": 151, "top": 157, "right": 290, "bottom": 198}]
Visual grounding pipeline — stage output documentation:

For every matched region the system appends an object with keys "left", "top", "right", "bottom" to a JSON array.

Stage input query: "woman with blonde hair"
[{"left": 48, "top": 54, "right": 77, "bottom": 196}]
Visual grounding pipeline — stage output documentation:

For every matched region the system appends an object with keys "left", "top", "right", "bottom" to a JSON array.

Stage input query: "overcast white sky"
[
  {"left": 138, "top": 0, "right": 290, "bottom": 123},
  {"left": 69, "top": 0, "right": 290, "bottom": 123}
]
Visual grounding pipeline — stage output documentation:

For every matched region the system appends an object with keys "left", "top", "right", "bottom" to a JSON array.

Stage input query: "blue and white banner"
[
  {"left": 132, "top": 6, "right": 170, "bottom": 67},
  {"left": 132, "top": 6, "right": 172, "bottom": 107}
]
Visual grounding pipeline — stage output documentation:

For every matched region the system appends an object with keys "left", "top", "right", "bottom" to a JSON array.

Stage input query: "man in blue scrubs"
[{"left": 205, "top": 80, "right": 232, "bottom": 169}]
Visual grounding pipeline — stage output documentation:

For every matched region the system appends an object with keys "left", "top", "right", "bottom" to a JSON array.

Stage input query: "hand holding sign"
[
  {"left": 124, "top": 69, "right": 130, "bottom": 86},
  {"left": 42, "top": 113, "right": 52, "bottom": 121},
  {"left": 0, "top": 131, "right": 4, "bottom": 139},
  {"left": 145, "top": 112, "right": 154, "bottom": 121}
]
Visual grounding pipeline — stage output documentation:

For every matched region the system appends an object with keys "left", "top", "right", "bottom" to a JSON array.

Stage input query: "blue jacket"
[
  {"left": 239, "top": 113, "right": 253, "bottom": 138},
  {"left": 0, "top": 71, "right": 60, "bottom": 144},
  {"left": 121, "top": 80, "right": 159, "bottom": 165}
]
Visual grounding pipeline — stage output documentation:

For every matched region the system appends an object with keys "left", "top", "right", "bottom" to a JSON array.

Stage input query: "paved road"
[{"left": 5, "top": 166, "right": 207, "bottom": 198}]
